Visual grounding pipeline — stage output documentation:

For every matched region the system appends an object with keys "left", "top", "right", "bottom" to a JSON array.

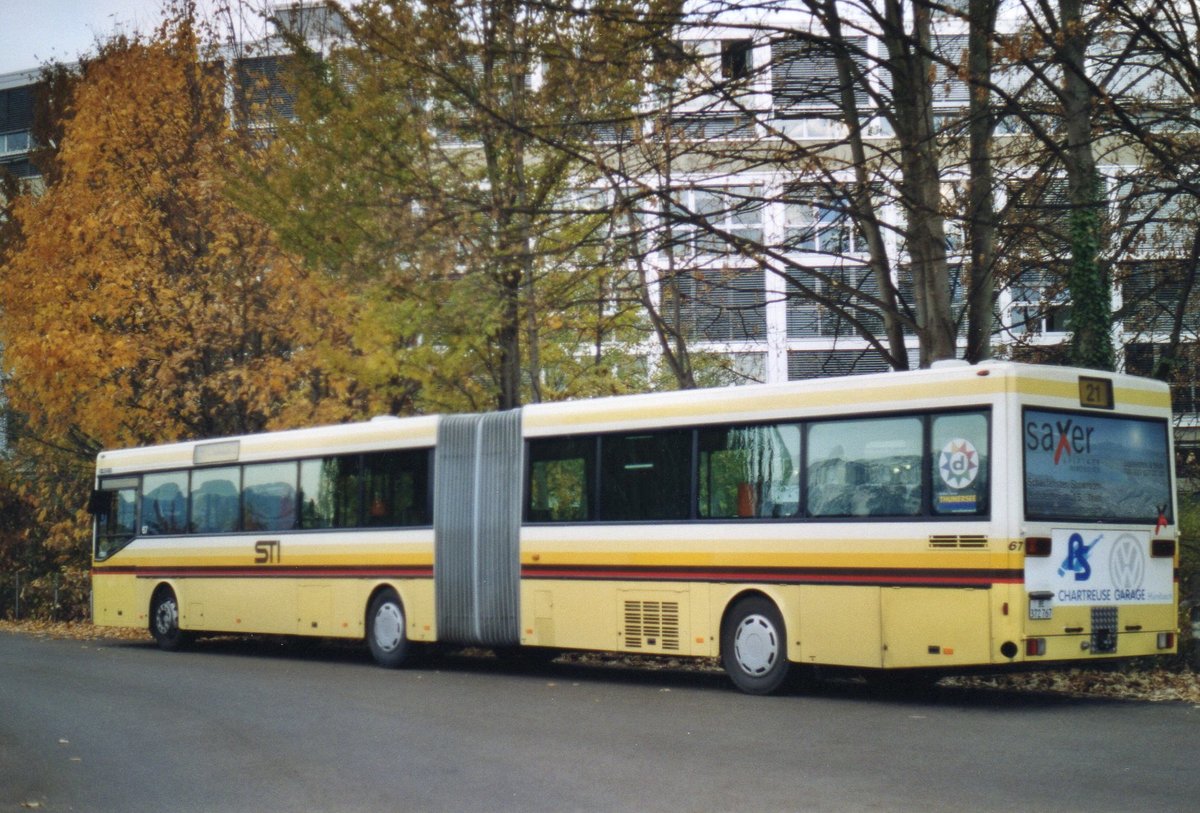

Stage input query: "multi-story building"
[
  {"left": 1, "top": 3, "right": 1196, "bottom": 438},
  {"left": 0, "top": 70, "right": 37, "bottom": 185}
]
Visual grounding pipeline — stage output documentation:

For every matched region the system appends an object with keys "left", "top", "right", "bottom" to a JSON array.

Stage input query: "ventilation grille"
[
  {"left": 623, "top": 601, "right": 680, "bottom": 651},
  {"left": 929, "top": 534, "right": 989, "bottom": 550}
]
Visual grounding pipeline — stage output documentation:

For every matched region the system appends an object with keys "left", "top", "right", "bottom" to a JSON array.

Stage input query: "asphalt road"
[{"left": 2, "top": 632, "right": 1200, "bottom": 813}]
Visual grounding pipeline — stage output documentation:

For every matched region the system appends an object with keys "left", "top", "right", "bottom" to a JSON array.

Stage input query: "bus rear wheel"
[
  {"left": 150, "top": 587, "right": 189, "bottom": 651},
  {"left": 367, "top": 590, "right": 410, "bottom": 668},
  {"left": 721, "top": 596, "right": 791, "bottom": 695}
]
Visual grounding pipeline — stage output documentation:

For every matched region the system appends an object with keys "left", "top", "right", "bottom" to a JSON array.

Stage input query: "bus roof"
[{"left": 96, "top": 361, "right": 1171, "bottom": 474}]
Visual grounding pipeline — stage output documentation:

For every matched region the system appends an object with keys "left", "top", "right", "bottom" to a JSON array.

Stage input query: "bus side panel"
[
  {"left": 519, "top": 580, "right": 718, "bottom": 657},
  {"left": 166, "top": 577, "right": 437, "bottom": 641},
  {"left": 184, "top": 578, "right": 291, "bottom": 633},
  {"left": 92, "top": 572, "right": 141, "bottom": 627},
  {"left": 880, "top": 587, "right": 991, "bottom": 667},
  {"left": 518, "top": 581, "right": 619, "bottom": 652},
  {"left": 796, "top": 585, "right": 882, "bottom": 668},
  {"left": 397, "top": 578, "right": 437, "bottom": 642}
]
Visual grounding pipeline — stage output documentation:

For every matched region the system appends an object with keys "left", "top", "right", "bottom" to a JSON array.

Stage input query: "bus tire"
[
  {"left": 366, "top": 590, "right": 409, "bottom": 668},
  {"left": 149, "top": 587, "right": 189, "bottom": 652},
  {"left": 721, "top": 596, "right": 791, "bottom": 695}
]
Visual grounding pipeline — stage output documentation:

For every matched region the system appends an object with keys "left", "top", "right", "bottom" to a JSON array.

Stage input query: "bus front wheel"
[
  {"left": 366, "top": 590, "right": 410, "bottom": 668},
  {"left": 721, "top": 596, "right": 791, "bottom": 695},
  {"left": 150, "top": 587, "right": 189, "bottom": 651}
]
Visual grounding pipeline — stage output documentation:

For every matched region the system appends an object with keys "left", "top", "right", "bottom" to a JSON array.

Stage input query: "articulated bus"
[{"left": 90, "top": 361, "right": 1179, "bottom": 693}]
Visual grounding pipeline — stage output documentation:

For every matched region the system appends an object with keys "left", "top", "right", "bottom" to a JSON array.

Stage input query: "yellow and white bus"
[{"left": 90, "top": 361, "right": 1179, "bottom": 693}]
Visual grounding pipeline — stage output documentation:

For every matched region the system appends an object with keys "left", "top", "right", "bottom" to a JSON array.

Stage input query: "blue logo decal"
[{"left": 1058, "top": 532, "right": 1101, "bottom": 581}]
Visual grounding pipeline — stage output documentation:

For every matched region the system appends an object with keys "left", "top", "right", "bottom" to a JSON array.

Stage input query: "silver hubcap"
[
  {"left": 373, "top": 602, "right": 404, "bottom": 652},
  {"left": 733, "top": 613, "right": 779, "bottom": 676},
  {"left": 155, "top": 598, "right": 178, "bottom": 636}
]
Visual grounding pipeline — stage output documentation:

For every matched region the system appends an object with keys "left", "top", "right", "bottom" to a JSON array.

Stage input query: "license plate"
[{"left": 1029, "top": 597, "right": 1053, "bottom": 620}]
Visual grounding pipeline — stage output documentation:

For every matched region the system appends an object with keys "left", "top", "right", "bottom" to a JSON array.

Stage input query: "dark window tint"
[
  {"left": 299, "top": 456, "right": 360, "bottom": 529},
  {"left": 362, "top": 450, "right": 430, "bottom": 527},
  {"left": 528, "top": 436, "right": 595, "bottom": 522},
  {"left": 600, "top": 431, "right": 691, "bottom": 521}
]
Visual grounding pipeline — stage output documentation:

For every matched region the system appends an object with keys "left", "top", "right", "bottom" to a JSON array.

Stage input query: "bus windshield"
[{"left": 1023, "top": 409, "right": 1173, "bottom": 524}]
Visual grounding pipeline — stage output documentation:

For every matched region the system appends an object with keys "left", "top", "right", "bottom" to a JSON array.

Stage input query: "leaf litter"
[{"left": 5, "top": 620, "right": 1198, "bottom": 702}]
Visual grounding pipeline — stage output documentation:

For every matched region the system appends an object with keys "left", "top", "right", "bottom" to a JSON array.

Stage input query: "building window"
[
  {"left": 0, "top": 130, "right": 31, "bottom": 156},
  {"left": 668, "top": 186, "right": 764, "bottom": 256},
  {"left": 787, "top": 349, "right": 891, "bottom": 380},
  {"left": 1126, "top": 343, "right": 1200, "bottom": 415},
  {"left": 1119, "top": 261, "right": 1200, "bottom": 334},
  {"left": 771, "top": 36, "right": 870, "bottom": 111},
  {"left": 234, "top": 54, "right": 299, "bottom": 125},
  {"left": 1113, "top": 178, "right": 1194, "bottom": 257},
  {"left": 721, "top": 39, "right": 753, "bottom": 81},
  {"left": 784, "top": 186, "right": 865, "bottom": 255},
  {"left": 785, "top": 266, "right": 882, "bottom": 338},
  {"left": 1005, "top": 266, "right": 1070, "bottom": 335},
  {"left": 663, "top": 268, "right": 766, "bottom": 342}
]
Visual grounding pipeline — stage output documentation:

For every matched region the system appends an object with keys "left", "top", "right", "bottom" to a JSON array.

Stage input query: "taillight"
[
  {"left": 1158, "top": 632, "right": 1175, "bottom": 650},
  {"left": 1025, "top": 537, "right": 1052, "bottom": 557},
  {"left": 1026, "top": 638, "right": 1046, "bottom": 656},
  {"left": 1151, "top": 539, "right": 1176, "bottom": 558}
]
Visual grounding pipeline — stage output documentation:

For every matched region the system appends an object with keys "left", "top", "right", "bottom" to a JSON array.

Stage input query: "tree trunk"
[
  {"left": 882, "top": 0, "right": 956, "bottom": 366},
  {"left": 822, "top": 0, "right": 910, "bottom": 370},
  {"left": 965, "top": 0, "right": 998, "bottom": 363},
  {"left": 1058, "top": 0, "right": 1115, "bottom": 371}
]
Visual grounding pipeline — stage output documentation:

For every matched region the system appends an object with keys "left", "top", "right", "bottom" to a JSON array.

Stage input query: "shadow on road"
[{"left": 101, "top": 632, "right": 1143, "bottom": 710}]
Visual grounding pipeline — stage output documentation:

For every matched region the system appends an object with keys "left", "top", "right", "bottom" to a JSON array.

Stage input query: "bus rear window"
[{"left": 1023, "top": 409, "right": 1172, "bottom": 523}]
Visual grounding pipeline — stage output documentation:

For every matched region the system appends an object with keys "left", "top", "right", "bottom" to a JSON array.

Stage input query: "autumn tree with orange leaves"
[{"left": 0, "top": 11, "right": 364, "bottom": 615}]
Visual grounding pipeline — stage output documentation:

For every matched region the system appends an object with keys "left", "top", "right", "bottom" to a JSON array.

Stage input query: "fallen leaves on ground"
[
  {"left": 0, "top": 619, "right": 150, "bottom": 642},
  {"left": 944, "top": 668, "right": 1200, "bottom": 703},
  {"left": 4, "top": 620, "right": 1198, "bottom": 702}
]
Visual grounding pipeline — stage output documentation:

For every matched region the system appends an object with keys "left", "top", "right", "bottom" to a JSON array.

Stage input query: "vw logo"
[{"left": 1109, "top": 533, "right": 1146, "bottom": 591}]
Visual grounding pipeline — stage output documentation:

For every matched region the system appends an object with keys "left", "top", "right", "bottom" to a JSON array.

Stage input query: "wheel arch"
[
  {"left": 149, "top": 580, "right": 182, "bottom": 624},
  {"left": 364, "top": 582, "right": 407, "bottom": 638},
  {"left": 718, "top": 588, "right": 788, "bottom": 649}
]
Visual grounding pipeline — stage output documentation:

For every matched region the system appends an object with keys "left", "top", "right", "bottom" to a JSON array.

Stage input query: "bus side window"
[
  {"left": 930, "top": 412, "right": 989, "bottom": 516},
  {"left": 528, "top": 437, "right": 594, "bottom": 522},
  {"left": 191, "top": 466, "right": 240, "bottom": 533},
  {"left": 141, "top": 471, "right": 189, "bottom": 535},
  {"left": 299, "top": 456, "right": 360, "bottom": 529},
  {"left": 807, "top": 417, "right": 922, "bottom": 518},
  {"left": 362, "top": 449, "right": 431, "bottom": 527},
  {"left": 600, "top": 430, "right": 690, "bottom": 521},
  {"left": 699, "top": 423, "right": 801, "bottom": 519},
  {"left": 244, "top": 462, "right": 299, "bottom": 532}
]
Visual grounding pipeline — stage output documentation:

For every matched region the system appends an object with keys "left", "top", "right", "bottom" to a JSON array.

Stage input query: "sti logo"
[{"left": 1025, "top": 417, "right": 1095, "bottom": 465}]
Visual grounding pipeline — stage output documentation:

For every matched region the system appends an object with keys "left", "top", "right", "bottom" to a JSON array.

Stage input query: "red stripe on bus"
[
  {"left": 92, "top": 566, "right": 435, "bottom": 579},
  {"left": 520, "top": 566, "right": 1021, "bottom": 587}
]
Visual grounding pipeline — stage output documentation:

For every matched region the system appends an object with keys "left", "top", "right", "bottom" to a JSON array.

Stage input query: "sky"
[{"left": 0, "top": 0, "right": 269, "bottom": 76}]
